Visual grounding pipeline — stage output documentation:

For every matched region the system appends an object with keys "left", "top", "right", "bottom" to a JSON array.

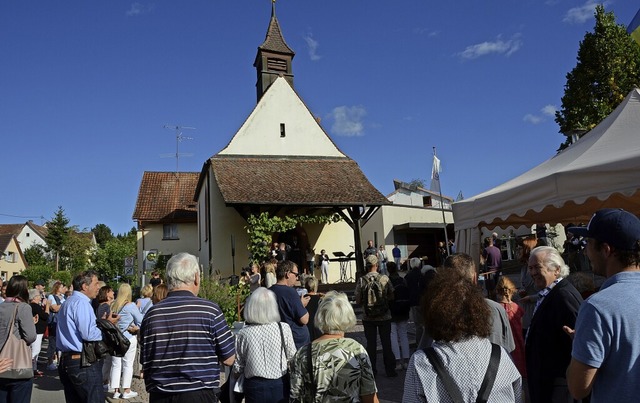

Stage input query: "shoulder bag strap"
[
  {"left": 0, "top": 305, "right": 20, "bottom": 351},
  {"left": 141, "top": 299, "right": 152, "bottom": 315},
  {"left": 278, "top": 322, "right": 286, "bottom": 371},
  {"left": 424, "top": 347, "right": 465, "bottom": 403},
  {"left": 307, "top": 343, "right": 316, "bottom": 400},
  {"left": 476, "top": 343, "right": 501, "bottom": 403}
]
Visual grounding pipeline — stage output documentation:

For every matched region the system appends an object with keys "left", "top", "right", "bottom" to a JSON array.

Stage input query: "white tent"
[{"left": 453, "top": 88, "right": 640, "bottom": 260}]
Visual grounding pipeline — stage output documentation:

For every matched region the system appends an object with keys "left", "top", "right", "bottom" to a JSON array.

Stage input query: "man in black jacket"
[{"left": 525, "top": 246, "right": 582, "bottom": 403}]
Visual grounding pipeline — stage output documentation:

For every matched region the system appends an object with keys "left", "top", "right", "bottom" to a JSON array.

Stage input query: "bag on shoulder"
[
  {"left": 389, "top": 279, "right": 411, "bottom": 317},
  {"left": 361, "top": 275, "right": 388, "bottom": 317},
  {"left": 96, "top": 318, "right": 130, "bottom": 357},
  {"left": 0, "top": 305, "right": 34, "bottom": 379}
]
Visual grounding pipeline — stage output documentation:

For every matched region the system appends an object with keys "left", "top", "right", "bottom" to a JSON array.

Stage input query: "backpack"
[
  {"left": 389, "top": 279, "right": 411, "bottom": 318},
  {"left": 96, "top": 318, "right": 131, "bottom": 357},
  {"left": 360, "top": 275, "right": 389, "bottom": 317}
]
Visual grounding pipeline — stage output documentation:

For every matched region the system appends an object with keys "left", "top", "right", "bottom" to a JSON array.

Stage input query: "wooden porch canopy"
[{"left": 198, "top": 155, "right": 389, "bottom": 274}]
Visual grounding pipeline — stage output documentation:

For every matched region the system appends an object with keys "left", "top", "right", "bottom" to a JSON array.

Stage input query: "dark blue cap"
[{"left": 568, "top": 208, "right": 640, "bottom": 250}]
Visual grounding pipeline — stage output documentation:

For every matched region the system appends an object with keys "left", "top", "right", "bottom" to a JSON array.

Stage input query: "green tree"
[
  {"left": 64, "top": 229, "right": 95, "bottom": 271},
  {"left": 92, "top": 223, "right": 114, "bottom": 248},
  {"left": 555, "top": 5, "right": 640, "bottom": 150},
  {"left": 23, "top": 244, "right": 49, "bottom": 266},
  {"left": 94, "top": 236, "right": 136, "bottom": 283},
  {"left": 45, "top": 206, "right": 70, "bottom": 271}
]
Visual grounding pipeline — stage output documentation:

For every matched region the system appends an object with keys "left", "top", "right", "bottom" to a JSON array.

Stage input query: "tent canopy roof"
[{"left": 453, "top": 88, "right": 640, "bottom": 231}]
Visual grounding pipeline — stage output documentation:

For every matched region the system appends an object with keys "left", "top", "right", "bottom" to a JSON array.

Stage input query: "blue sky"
[{"left": 1, "top": 1, "right": 637, "bottom": 235}]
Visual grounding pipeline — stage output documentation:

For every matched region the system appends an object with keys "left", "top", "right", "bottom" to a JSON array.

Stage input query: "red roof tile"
[
  {"left": 210, "top": 156, "right": 389, "bottom": 206},
  {"left": 132, "top": 172, "right": 199, "bottom": 224}
]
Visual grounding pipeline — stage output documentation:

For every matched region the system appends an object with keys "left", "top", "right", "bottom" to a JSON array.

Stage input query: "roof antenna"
[{"left": 162, "top": 125, "right": 195, "bottom": 173}]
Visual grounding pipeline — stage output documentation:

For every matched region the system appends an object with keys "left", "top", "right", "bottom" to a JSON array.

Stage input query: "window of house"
[
  {"left": 5, "top": 252, "right": 15, "bottom": 263},
  {"left": 26, "top": 233, "right": 30, "bottom": 237},
  {"left": 1, "top": 272, "right": 6, "bottom": 281},
  {"left": 163, "top": 224, "right": 179, "bottom": 240},
  {"left": 422, "top": 196, "right": 433, "bottom": 207}
]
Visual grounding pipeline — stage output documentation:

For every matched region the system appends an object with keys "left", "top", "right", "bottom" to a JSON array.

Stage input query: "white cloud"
[
  {"left": 523, "top": 114, "right": 543, "bottom": 124},
  {"left": 330, "top": 105, "right": 367, "bottom": 136},
  {"left": 412, "top": 27, "right": 439, "bottom": 37},
  {"left": 541, "top": 104, "right": 557, "bottom": 116},
  {"left": 523, "top": 104, "right": 558, "bottom": 124},
  {"left": 303, "top": 33, "right": 321, "bottom": 61},
  {"left": 563, "top": 0, "right": 608, "bottom": 24},
  {"left": 458, "top": 34, "right": 522, "bottom": 60},
  {"left": 126, "top": 2, "right": 154, "bottom": 17}
]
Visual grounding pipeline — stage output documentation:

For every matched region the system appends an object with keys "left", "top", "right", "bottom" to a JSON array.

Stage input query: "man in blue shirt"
[
  {"left": 392, "top": 244, "right": 401, "bottom": 269},
  {"left": 57, "top": 270, "right": 118, "bottom": 403},
  {"left": 566, "top": 209, "right": 640, "bottom": 402}
]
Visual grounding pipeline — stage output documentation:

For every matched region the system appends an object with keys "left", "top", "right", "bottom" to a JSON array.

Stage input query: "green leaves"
[{"left": 556, "top": 5, "right": 640, "bottom": 151}]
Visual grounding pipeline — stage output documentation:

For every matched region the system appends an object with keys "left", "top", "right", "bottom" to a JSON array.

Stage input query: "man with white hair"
[
  {"left": 525, "top": 246, "right": 582, "bottom": 403},
  {"left": 140, "top": 253, "right": 235, "bottom": 402}
]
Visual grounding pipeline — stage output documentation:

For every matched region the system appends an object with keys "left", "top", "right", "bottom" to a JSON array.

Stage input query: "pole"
[
  {"left": 231, "top": 234, "right": 236, "bottom": 276},
  {"left": 433, "top": 147, "right": 450, "bottom": 248}
]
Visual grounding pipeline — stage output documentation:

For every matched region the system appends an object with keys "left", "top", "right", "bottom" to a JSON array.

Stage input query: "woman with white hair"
[
  {"left": 233, "top": 287, "right": 296, "bottom": 403},
  {"left": 290, "top": 291, "right": 379, "bottom": 403}
]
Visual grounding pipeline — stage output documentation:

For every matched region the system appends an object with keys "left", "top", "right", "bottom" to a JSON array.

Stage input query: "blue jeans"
[
  {"left": 58, "top": 355, "right": 104, "bottom": 403},
  {"left": 0, "top": 378, "right": 33, "bottom": 403},
  {"left": 243, "top": 376, "right": 289, "bottom": 403}
]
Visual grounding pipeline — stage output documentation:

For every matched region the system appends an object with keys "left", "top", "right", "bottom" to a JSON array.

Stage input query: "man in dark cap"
[
  {"left": 566, "top": 209, "right": 640, "bottom": 402},
  {"left": 35, "top": 279, "right": 47, "bottom": 307}
]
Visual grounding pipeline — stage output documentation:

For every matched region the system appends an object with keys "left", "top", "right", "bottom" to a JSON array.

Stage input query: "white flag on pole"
[{"left": 430, "top": 155, "right": 441, "bottom": 193}]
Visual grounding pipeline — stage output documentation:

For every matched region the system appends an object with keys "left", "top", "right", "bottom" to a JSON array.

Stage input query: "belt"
[{"left": 61, "top": 351, "right": 82, "bottom": 360}]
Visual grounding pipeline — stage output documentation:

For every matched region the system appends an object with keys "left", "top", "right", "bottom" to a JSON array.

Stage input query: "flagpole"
[{"left": 433, "top": 147, "right": 449, "bottom": 249}]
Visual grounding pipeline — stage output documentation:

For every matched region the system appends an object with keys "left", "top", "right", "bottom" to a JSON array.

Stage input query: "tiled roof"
[
  {"left": 0, "top": 224, "right": 23, "bottom": 237},
  {"left": 258, "top": 5, "right": 294, "bottom": 55},
  {"left": 132, "top": 172, "right": 199, "bottom": 223},
  {"left": 0, "top": 234, "right": 14, "bottom": 251},
  {"left": 210, "top": 156, "right": 389, "bottom": 206}
]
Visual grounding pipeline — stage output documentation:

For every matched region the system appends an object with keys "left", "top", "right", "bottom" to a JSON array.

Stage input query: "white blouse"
[{"left": 233, "top": 322, "right": 297, "bottom": 379}]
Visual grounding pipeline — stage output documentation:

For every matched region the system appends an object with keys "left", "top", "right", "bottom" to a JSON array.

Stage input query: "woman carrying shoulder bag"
[
  {"left": 108, "top": 283, "right": 142, "bottom": 400},
  {"left": 0, "top": 275, "right": 37, "bottom": 403},
  {"left": 233, "top": 287, "right": 296, "bottom": 403}
]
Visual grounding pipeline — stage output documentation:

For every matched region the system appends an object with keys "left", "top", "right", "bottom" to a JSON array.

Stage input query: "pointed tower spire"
[{"left": 254, "top": 0, "right": 295, "bottom": 102}]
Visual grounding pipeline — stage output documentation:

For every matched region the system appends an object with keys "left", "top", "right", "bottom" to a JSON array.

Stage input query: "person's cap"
[
  {"left": 568, "top": 208, "right": 640, "bottom": 250},
  {"left": 35, "top": 279, "right": 46, "bottom": 286}
]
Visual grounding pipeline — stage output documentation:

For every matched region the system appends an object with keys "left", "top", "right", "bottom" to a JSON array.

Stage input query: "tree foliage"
[
  {"left": 23, "top": 245, "right": 49, "bottom": 267},
  {"left": 45, "top": 206, "right": 70, "bottom": 261},
  {"left": 94, "top": 236, "right": 136, "bottom": 283},
  {"left": 555, "top": 5, "right": 640, "bottom": 150},
  {"left": 92, "top": 223, "right": 114, "bottom": 248}
]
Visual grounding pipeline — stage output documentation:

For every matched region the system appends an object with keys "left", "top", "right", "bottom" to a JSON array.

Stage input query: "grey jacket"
[{"left": 0, "top": 301, "right": 37, "bottom": 348}]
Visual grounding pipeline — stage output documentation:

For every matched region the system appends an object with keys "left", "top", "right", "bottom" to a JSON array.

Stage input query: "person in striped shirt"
[{"left": 140, "top": 253, "right": 235, "bottom": 403}]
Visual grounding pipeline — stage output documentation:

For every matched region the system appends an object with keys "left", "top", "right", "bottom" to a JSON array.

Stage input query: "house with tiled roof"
[
  {"left": 132, "top": 172, "right": 199, "bottom": 276},
  {"left": 194, "top": 4, "right": 388, "bottom": 279},
  {"left": 0, "top": 234, "right": 28, "bottom": 281},
  {"left": 0, "top": 220, "right": 48, "bottom": 254}
]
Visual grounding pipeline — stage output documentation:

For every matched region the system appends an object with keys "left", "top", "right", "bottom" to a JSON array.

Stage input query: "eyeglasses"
[{"left": 289, "top": 271, "right": 300, "bottom": 278}]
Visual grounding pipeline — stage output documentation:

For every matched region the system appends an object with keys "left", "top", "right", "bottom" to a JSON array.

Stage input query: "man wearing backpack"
[{"left": 354, "top": 255, "right": 397, "bottom": 377}]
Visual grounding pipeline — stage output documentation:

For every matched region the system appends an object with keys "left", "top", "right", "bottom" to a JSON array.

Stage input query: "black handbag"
[{"left": 96, "top": 318, "right": 130, "bottom": 357}]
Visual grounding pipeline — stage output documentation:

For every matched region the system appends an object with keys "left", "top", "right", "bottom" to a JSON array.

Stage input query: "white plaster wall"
[
  {"left": 310, "top": 219, "right": 358, "bottom": 284},
  {"left": 0, "top": 239, "right": 26, "bottom": 278},
  {"left": 218, "top": 77, "right": 345, "bottom": 158},
  {"left": 16, "top": 227, "right": 47, "bottom": 252}
]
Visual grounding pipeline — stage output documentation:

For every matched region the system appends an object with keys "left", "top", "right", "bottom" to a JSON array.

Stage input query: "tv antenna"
[{"left": 162, "top": 125, "right": 195, "bottom": 173}]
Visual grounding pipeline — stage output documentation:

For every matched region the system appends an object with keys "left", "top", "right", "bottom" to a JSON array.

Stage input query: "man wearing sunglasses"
[{"left": 270, "top": 260, "right": 311, "bottom": 349}]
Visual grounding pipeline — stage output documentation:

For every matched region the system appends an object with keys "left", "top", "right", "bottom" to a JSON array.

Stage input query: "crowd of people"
[{"left": 0, "top": 207, "right": 639, "bottom": 403}]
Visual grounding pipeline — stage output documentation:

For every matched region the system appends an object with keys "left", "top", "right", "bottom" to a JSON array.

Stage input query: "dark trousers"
[
  {"left": 244, "top": 376, "right": 289, "bottom": 403},
  {"left": 150, "top": 388, "right": 219, "bottom": 403},
  {"left": 58, "top": 355, "right": 104, "bottom": 403},
  {"left": 363, "top": 319, "right": 396, "bottom": 374},
  {"left": 0, "top": 378, "right": 33, "bottom": 403}
]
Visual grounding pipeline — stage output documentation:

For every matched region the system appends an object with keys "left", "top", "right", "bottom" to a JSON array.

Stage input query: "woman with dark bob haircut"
[
  {"left": 0, "top": 275, "right": 37, "bottom": 403},
  {"left": 403, "top": 271, "right": 523, "bottom": 402}
]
